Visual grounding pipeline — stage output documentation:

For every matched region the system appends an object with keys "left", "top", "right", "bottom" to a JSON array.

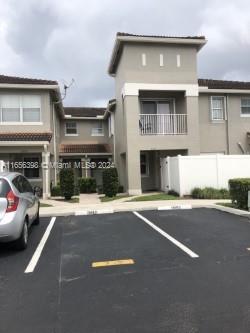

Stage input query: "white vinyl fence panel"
[{"left": 161, "top": 155, "right": 250, "bottom": 196}]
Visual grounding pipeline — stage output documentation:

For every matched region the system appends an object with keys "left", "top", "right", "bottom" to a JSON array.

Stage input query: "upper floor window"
[
  {"left": 92, "top": 121, "right": 104, "bottom": 136},
  {"left": 0, "top": 95, "right": 41, "bottom": 123},
  {"left": 65, "top": 121, "right": 77, "bottom": 135},
  {"left": 211, "top": 96, "right": 225, "bottom": 121},
  {"left": 241, "top": 98, "right": 250, "bottom": 116}
]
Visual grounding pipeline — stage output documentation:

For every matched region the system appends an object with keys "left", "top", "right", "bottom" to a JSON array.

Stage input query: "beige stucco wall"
[
  {"left": 117, "top": 43, "right": 198, "bottom": 84},
  {"left": 60, "top": 119, "right": 111, "bottom": 144},
  {"left": 199, "top": 93, "right": 250, "bottom": 155},
  {"left": 199, "top": 94, "right": 228, "bottom": 154},
  {"left": 113, "top": 42, "right": 201, "bottom": 193}
]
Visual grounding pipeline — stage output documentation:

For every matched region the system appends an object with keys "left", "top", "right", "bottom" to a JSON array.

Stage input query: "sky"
[{"left": 0, "top": 0, "right": 250, "bottom": 107}]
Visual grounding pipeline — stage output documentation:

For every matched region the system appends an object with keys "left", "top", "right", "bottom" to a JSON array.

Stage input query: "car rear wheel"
[
  {"left": 15, "top": 219, "right": 28, "bottom": 250},
  {"left": 33, "top": 204, "right": 40, "bottom": 226}
]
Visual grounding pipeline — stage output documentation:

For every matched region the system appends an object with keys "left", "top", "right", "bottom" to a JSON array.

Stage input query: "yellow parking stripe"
[{"left": 92, "top": 259, "right": 135, "bottom": 268}]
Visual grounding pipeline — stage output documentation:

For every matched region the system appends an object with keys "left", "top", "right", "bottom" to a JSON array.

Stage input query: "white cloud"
[{"left": 0, "top": 0, "right": 250, "bottom": 105}]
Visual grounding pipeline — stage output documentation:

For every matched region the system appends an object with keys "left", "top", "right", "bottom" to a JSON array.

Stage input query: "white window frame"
[
  {"left": 91, "top": 121, "right": 104, "bottom": 136},
  {"left": 140, "top": 153, "right": 149, "bottom": 177},
  {"left": 210, "top": 96, "right": 226, "bottom": 121},
  {"left": 65, "top": 121, "right": 78, "bottom": 136},
  {"left": 240, "top": 98, "right": 250, "bottom": 117},
  {"left": 0, "top": 95, "right": 42, "bottom": 125}
]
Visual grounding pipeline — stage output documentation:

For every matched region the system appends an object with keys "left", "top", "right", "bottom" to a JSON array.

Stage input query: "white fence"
[
  {"left": 140, "top": 114, "right": 187, "bottom": 135},
  {"left": 160, "top": 155, "right": 250, "bottom": 196}
]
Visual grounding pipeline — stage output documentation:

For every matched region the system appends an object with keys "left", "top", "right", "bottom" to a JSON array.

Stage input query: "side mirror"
[{"left": 33, "top": 186, "right": 42, "bottom": 197}]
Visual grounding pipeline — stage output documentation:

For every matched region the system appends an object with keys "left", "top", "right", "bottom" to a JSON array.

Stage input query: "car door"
[
  {"left": 13, "top": 176, "right": 36, "bottom": 223},
  {"left": 21, "top": 176, "right": 37, "bottom": 221}
]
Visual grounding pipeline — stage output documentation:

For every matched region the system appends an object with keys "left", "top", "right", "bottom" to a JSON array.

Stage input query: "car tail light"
[{"left": 6, "top": 190, "right": 19, "bottom": 212}]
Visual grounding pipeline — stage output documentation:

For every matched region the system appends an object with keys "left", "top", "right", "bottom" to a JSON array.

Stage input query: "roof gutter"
[
  {"left": 199, "top": 87, "right": 250, "bottom": 94},
  {"left": 0, "top": 83, "right": 60, "bottom": 90}
]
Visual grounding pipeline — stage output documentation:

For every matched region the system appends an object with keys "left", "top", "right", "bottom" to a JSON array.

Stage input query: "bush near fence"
[
  {"left": 191, "top": 187, "right": 230, "bottom": 199},
  {"left": 229, "top": 178, "right": 250, "bottom": 210},
  {"left": 78, "top": 177, "right": 96, "bottom": 193}
]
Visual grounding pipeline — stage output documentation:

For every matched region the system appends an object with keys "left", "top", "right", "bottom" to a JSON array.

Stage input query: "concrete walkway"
[
  {"left": 79, "top": 193, "right": 100, "bottom": 204},
  {"left": 40, "top": 198, "right": 231, "bottom": 217}
]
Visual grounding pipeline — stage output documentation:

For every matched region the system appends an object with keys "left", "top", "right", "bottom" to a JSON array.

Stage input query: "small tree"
[
  {"left": 59, "top": 168, "right": 74, "bottom": 200},
  {"left": 102, "top": 168, "right": 119, "bottom": 197}
]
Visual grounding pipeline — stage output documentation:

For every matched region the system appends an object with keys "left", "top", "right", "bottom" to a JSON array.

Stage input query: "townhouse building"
[{"left": 0, "top": 33, "right": 250, "bottom": 197}]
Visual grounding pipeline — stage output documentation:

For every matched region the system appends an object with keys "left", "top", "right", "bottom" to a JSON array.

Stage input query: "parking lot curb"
[{"left": 210, "top": 204, "right": 250, "bottom": 218}]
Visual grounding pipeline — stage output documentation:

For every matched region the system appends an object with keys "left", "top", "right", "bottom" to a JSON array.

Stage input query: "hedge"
[
  {"left": 229, "top": 178, "right": 250, "bottom": 210},
  {"left": 78, "top": 177, "right": 96, "bottom": 193},
  {"left": 59, "top": 168, "right": 75, "bottom": 200},
  {"left": 51, "top": 185, "right": 61, "bottom": 197},
  {"left": 102, "top": 168, "right": 119, "bottom": 197},
  {"left": 191, "top": 187, "right": 230, "bottom": 199}
]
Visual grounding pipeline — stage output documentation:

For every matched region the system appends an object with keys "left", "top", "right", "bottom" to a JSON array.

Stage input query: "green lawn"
[
  {"left": 40, "top": 203, "right": 53, "bottom": 207},
  {"left": 127, "top": 193, "right": 179, "bottom": 202},
  {"left": 101, "top": 195, "right": 131, "bottom": 202}
]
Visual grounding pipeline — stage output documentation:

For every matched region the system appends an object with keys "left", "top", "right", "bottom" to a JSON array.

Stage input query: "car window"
[
  {"left": 0, "top": 178, "right": 11, "bottom": 197},
  {"left": 20, "top": 176, "right": 33, "bottom": 193},
  {"left": 12, "top": 176, "right": 23, "bottom": 193}
]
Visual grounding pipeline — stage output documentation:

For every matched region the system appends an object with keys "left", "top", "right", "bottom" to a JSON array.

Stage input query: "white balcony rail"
[{"left": 139, "top": 114, "right": 187, "bottom": 135}]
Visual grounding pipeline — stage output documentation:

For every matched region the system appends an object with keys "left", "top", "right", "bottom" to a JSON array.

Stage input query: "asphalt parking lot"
[{"left": 1, "top": 208, "right": 250, "bottom": 332}]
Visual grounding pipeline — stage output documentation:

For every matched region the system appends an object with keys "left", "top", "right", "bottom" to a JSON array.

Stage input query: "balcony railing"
[{"left": 139, "top": 114, "right": 187, "bottom": 135}]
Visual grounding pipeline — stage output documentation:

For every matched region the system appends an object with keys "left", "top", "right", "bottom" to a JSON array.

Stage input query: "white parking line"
[
  {"left": 133, "top": 211, "right": 199, "bottom": 259},
  {"left": 24, "top": 217, "right": 56, "bottom": 274}
]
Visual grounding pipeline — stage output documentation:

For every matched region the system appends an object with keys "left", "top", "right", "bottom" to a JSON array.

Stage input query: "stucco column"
[
  {"left": 42, "top": 150, "right": 51, "bottom": 199},
  {"left": 124, "top": 95, "right": 142, "bottom": 195},
  {"left": 185, "top": 95, "right": 200, "bottom": 155}
]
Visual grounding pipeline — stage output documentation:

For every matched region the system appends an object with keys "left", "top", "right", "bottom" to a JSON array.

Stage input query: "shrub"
[
  {"left": 167, "top": 190, "right": 179, "bottom": 197},
  {"left": 59, "top": 168, "right": 75, "bottom": 200},
  {"left": 191, "top": 187, "right": 230, "bottom": 199},
  {"left": 97, "top": 185, "right": 103, "bottom": 194},
  {"left": 103, "top": 168, "right": 119, "bottom": 197},
  {"left": 78, "top": 177, "right": 96, "bottom": 193},
  {"left": 229, "top": 178, "right": 250, "bottom": 210},
  {"left": 118, "top": 185, "right": 124, "bottom": 193},
  {"left": 51, "top": 185, "right": 61, "bottom": 197}
]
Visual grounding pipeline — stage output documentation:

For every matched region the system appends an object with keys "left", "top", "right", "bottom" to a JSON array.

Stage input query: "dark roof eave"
[{"left": 199, "top": 78, "right": 250, "bottom": 90}]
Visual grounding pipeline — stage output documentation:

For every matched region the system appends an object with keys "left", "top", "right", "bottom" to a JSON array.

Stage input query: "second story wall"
[
  {"left": 199, "top": 93, "right": 250, "bottom": 155},
  {"left": 60, "top": 119, "right": 111, "bottom": 144},
  {"left": 116, "top": 43, "right": 198, "bottom": 86},
  {"left": 0, "top": 89, "right": 52, "bottom": 132}
]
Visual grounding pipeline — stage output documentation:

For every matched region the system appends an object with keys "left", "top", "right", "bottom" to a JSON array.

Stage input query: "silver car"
[{"left": 0, "top": 172, "right": 40, "bottom": 250}]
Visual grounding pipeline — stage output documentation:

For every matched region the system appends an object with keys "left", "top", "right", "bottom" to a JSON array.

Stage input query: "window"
[
  {"left": 65, "top": 122, "right": 77, "bottom": 135},
  {"left": 22, "top": 95, "right": 41, "bottom": 122},
  {"left": 23, "top": 157, "right": 40, "bottom": 179},
  {"left": 140, "top": 153, "right": 149, "bottom": 177},
  {"left": 142, "top": 53, "right": 146, "bottom": 66},
  {"left": 92, "top": 121, "right": 104, "bottom": 136},
  {"left": 241, "top": 98, "right": 250, "bottom": 116},
  {"left": 160, "top": 54, "right": 164, "bottom": 67},
  {"left": 211, "top": 96, "right": 225, "bottom": 121},
  {"left": 0, "top": 95, "right": 41, "bottom": 123},
  {"left": 177, "top": 54, "right": 181, "bottom": 67}
]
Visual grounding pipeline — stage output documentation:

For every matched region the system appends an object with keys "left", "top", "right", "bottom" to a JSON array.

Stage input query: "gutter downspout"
[
  {"left": 52, "top": 102, "right": 57, "bottom": 184},
  {"left": 226, "top": 94, "right": 230, "bottom": 154}
]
